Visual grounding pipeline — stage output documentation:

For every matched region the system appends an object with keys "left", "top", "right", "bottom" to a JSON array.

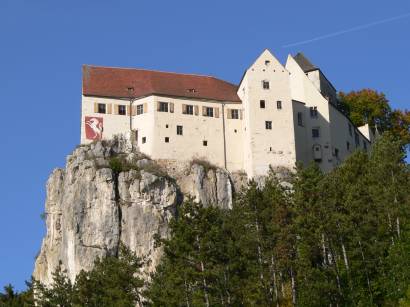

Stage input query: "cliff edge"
[{"left": 33, "top": 136, "right": 243, "bottom": 285}]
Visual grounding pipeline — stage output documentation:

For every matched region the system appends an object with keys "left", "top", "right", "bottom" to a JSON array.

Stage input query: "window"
[
  {"left": 348, "top": 123, "right": 353, "bottom": 136},
  {"left": 265, "top": 121, "right": 272, "bottom": 130},
  {"left": 231, "top": 109, "right": 239, "bottom": 119},
  {"left": 363, "top": 141, "right": 367, "bottom": 151},
  {"left": 159, "top": 102, "right": 168, "bottom": 112},
  {"left": 312, "top": 127, "right": 320, "bottom": 138},
  {"left": 297, "top": 112, "right": 303, "bottom": 126},
  {"left": 97, "top": 103, "right": 106, "bottom": 114},
  {"left": 185, "top": 105, "right": 194, "bottom": 115},
  {"left": 260, "top": 100, "right": 265, "bottom": 108},
  {"left": 142, "top": 137, "right": 146, "bottom": 144},
  {"left": 355, "top": 132, "right": 360, "bottom": 146},
  {"left": 118, "top": 105, "right": 126, "bottom": 115},
  {"left": 177, "top": 125, "right": 183, "bottom": 135},
  {"left": 277, "top": 101, "right": 282, "bottom": 109},
  {"left": 166, "top": 124, "right": 169, "bottom": 128},
  {"left": 347, "top": 141, "right": 350, "bottom": 151},
  {"left": 165, "top": 137, "right": 169, "bottom": 143},
  {"left": 334, "top": 148, "right": 339, "bottom": 158},
  {"left": 265, "top": 60, "right": 270, "bottom": 66},
  {"left": 203, "top": 140, "right": 208, "bottom": 146},
  {"left": 205, "top": 107, "right": 213, "bottom": 117},
  {"left": 136, "top": 104, "right": 144, "bottom": 115},
  {"left": 310, "top": 106, "right": 318, "bottom": 118},
  {"left": 262, "top": 80, "right": 270, "bottom": 89}
]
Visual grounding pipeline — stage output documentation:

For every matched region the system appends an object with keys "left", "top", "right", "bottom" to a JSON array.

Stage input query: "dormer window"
[{"left": 262, "top": 80, "right": 270, "bottom": 89}]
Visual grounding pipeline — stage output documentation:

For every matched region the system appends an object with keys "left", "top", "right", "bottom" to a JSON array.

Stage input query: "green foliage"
[
  {"left": 0, "top": 281, "right": 34, "bottom": 307},
  {"left": 338, "top": 89, "right": 410, "bottom": 146},
  {"left": 146, "top": 134, "right": 410, "bottom": 306},
  {"left": 33, "top": 244, "right": 144, "bottom": 307}
]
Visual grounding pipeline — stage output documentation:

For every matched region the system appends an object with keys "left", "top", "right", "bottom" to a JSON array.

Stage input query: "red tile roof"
[{"left": 82, "top": 65, "right": 241, "bottom": 103}]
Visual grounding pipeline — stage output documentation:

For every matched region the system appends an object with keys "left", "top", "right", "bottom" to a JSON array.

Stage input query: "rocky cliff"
[{"left": 33, "top": 136, "right": 242, "bottom": 285}]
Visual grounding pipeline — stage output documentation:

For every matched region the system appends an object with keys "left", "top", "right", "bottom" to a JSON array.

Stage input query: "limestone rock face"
[{"left": 33, "top": 137, "right": 237, "bottom": 285}]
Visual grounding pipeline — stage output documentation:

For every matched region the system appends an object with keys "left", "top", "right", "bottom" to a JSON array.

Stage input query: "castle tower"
[{"left": 238, "top": 50, "right": 297, "bottom": 177}]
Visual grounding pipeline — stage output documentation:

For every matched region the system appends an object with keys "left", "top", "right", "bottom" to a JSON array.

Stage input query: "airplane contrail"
[{"left": 282, "top": 12, "right": 410, "bottom": 48}]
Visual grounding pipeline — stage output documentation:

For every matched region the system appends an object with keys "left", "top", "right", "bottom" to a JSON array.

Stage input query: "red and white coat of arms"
[{"left": 85, "top": 116, "right": 103, "bottom": 140}]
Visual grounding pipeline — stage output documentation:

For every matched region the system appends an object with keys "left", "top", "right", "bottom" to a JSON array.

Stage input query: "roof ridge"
[{"left": 83, "top": 64, "right": 228, "bottom": 82}]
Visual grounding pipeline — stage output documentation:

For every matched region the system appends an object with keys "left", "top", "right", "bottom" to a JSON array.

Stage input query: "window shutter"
[
  {"left": 107, "top": 104, "right": 112, "bottom": 114},
  {"left": 132, "top": 106, "right": 137, "bottom": 116},
  {"left": 202, "top": 106, "right": 206, "bottom": 116},
  {"left": 94, "top": 103, "right": 98, "bottom": 113},
  {"left": 182, "top": 104, "right": 186, "bottom": 114},
  {"left": 143, "top": 103, "right": 148, "bottom": 113},
  {"left": 126, "top": 105, "right": 130, "bottom": 115},
  {"left": 194, "top": 105, "right": 199, "bottom": 116},
  {"left": 240, "top": 110, "right": 243, "bottom": 120},
  {"left": 170, "top": 102, "right": 174, "bottom": 113},
  {"left": 114, "top": 105, "right": 119, "bottom": 115},
  {"left": 157, "top": 101, "right": 161, "bottom": 111},
  {"left": 227, "top": 109, "right": 232, "bottom": 119},
  {"left": 215, "top": 107, "right": 219, "bottom": 118}
]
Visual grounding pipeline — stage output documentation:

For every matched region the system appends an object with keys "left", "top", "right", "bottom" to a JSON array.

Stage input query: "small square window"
[
  {"left": 177, "top": 125, "right": 183, "bottom": 135},
  {"left": 118, "top": 105, "right": 126, "bottom": 115},
  {"left": 312, "top": 128, "right": 320, "bottom": 138},
  {"left": 136, "top": 104, "right": 144, "bottom": 115},
  {"left": 260, "top": 100, "right": 265, "bottom": 108},
  {"left": 97, "top": 103, "right": 106, "bottom": 114},
  {"left": 159, "top": 102, "right": 168, "bottom": 112},
  {"left": 265, "top": 60, "right": 270, "bottom": 66},
  {"left": 142, "top": 137, "right": 146, "bottom": 144},
  {"left": 265, "top": 121, "right": 272, "bottom": 130},
  {"left": 262, "top": 80, "right": 270, "bottom": 89},
  {"left": 203, "top": 140, "right": 208, "bottom": 146},
  {"left": 165, "top": 137, "right": 169, "bottom": 143},
  {"left": 310, "top": 106, "right": 318, "bottom": 118},
  {"left": 231, "top": 109, "right": 239, "bottom": 119},
  {"left": 277, "top": 101, "right": 282, "bottom": 110},
  {"left": 205, "top": 107, "right": 213, "bottom": 117},
  {"left": 297, "top": 112, "right": 303, "bottom": 126},
  {"left": 185, "top": 105, "right": 194, "bottom": 115}
]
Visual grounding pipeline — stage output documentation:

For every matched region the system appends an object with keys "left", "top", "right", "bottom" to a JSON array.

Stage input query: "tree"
[
  {"left": 0, "top": 281, "right": 34, "bottom": 307},
  {"left": 338, "top": 89, "right": 410, "bottom": 146},
  {"left": 34, "top": 244, "right": 144, "bottom": 307},
  {"left": 338, "top": 89, "right": 391, "bottom": 130}
]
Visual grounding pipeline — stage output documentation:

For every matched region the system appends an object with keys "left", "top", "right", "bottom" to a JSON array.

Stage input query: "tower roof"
[
  {"left": 293, "top": 52, "right": 318, "bottom": 73},
  {"left": 82, "top": 65, "right": 241, "bottom": 103}
]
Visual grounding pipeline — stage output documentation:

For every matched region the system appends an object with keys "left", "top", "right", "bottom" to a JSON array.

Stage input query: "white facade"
[{"left": 81, "top": 50, "right": 372, "bottom": 177}]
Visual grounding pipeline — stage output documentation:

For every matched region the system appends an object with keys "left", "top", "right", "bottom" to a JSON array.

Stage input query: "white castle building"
[{"left": 81, "top": 50, "right": 373, "bottom": 177}]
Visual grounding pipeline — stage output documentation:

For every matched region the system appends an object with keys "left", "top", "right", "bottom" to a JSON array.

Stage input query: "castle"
[{"left": 81, "top": 50, "right": 373, "bottom": 177}]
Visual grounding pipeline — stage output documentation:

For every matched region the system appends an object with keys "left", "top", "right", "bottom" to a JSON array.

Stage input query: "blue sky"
[{"left": 0, "top": 0, "right": 409, "bottom": 290}]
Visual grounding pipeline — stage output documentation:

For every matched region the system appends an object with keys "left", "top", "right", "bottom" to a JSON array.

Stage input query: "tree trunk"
[
  {"left": 196, "top": 235, "right": 210, "bottom": 307},
  {"left": 290, "top": 267, "right": 296, "bottom": 306}
]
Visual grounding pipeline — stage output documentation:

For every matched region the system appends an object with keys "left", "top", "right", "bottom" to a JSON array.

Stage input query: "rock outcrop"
[{"left": 33, "top": 136, "right": 239, "bottom": 285}]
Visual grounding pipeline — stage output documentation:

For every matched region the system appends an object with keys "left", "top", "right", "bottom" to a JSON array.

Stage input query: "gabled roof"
[
  {"left": 293, "top": 53, "right": 318, "bottom": 73},
  {"left": 82, "top": 65, "right": 241, "bottom": 103}
]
